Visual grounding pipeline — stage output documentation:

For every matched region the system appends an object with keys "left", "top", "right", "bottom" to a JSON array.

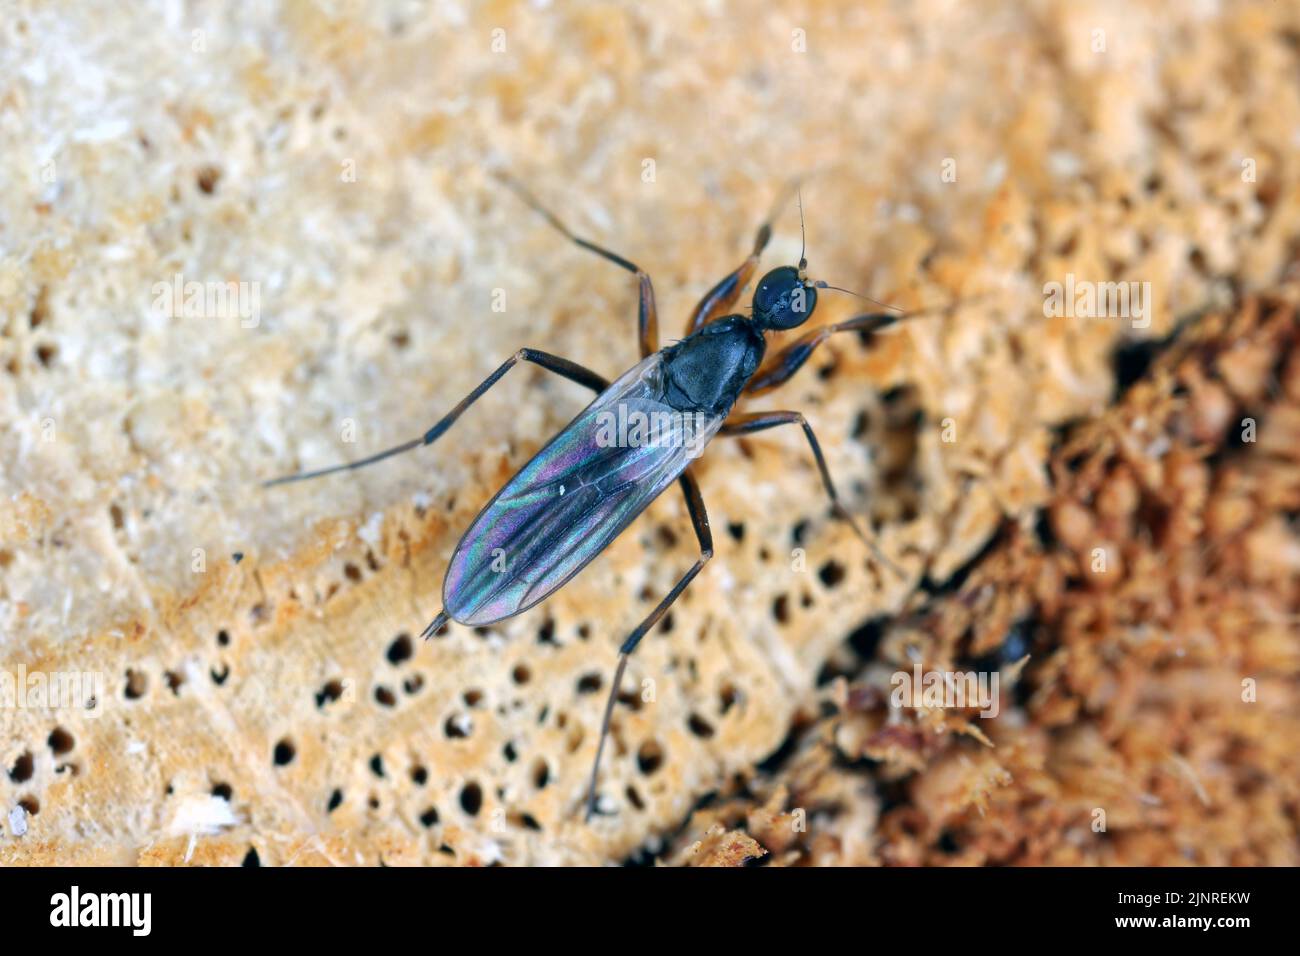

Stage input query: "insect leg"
[
  {"left": 746, "top": 312, "right": 899, "bottom": 395},
  {"left": 497, "top": 172, "right": 659, "bottom": 358},
  {"left": 683, "top": 247, "right": 761, "bottom": 337},
  {"left": 683, "top": 181, "right": 797, "bottom": 336},
  {"left": 720, "top": 410, "right": 903, "bottom": 576},
  {"left": 585, "top": 469, "right": 712, "bottom": 820},
  {"left": 262, "top": 349, "right": 609, "bottom": 487}
]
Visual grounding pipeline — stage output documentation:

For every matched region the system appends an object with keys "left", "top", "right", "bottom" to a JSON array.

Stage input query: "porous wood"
[{"left": 1, "top": 0, "right": 1297, "bottom": 865}]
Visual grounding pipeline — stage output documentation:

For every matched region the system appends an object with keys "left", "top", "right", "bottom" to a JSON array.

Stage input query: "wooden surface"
[{"left": 1, "top": 0, "right": 1297, "bottom": 865}]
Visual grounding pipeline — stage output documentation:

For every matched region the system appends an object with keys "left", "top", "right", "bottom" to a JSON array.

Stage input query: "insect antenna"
[
  {"left": 812, "top": 280, "right": 906, "bottom": 316},
  {"left": 791, "top": 187, "right": 909, "bottom": 317},
  {"left": 795, "top": 190, "right": 900, "bottom": 318},
  {"left": 797, "top": 187, "right": 807, "bottom": 270}
]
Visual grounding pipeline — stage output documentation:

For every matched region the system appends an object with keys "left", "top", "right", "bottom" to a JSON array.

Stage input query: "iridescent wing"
[{"left": 443, "top": 352, "right": 723, "bottom": 626}]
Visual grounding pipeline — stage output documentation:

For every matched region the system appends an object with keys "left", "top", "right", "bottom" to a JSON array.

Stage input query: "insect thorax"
[{"left": 661, "top": 316, "right": 765, "bottom": 415}]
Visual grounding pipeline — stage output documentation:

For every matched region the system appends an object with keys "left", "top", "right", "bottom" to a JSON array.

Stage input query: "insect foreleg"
[
  {"left": 585, "top": 469, "right": 712, "bottom": 820},
  {"left": 262, "top": 349, "right": 608, "bottom": 487},
  {"left": 745, "top": 312, "right": 899, "bottom": 395},
  {"left": 684, "top": 181, "right": 798, "bottom": 336},
  {"left": 720, "top": 410, "right": 903, "bottom": 576}
]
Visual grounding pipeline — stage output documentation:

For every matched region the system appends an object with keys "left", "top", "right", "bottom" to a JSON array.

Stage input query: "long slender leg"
[
  {"left": 497, "top": 172, "right": 659, "bottom": 358},
  {"left": 746, "top": 312, "right": 899, "bottom": 395},
  {"left": 684, "top": 182, "right": 798, "bottom": 336},
  {"left": 263, "top": 348, "right": 609, "bottom": 487},
  {"left": 683, "top": 234, "right": 764, "bottom": 336},
  {"left": 720, "top": 410, "right": 903, "bottom": 577},
  {"left": 585, "top": 469, "right": 712, "bottom": 820}
]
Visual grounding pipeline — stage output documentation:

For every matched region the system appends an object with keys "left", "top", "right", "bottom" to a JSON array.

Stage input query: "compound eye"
[
  {"left": 754, "top": 266, "right": 800, "bottom": 317},
  {"left": 786, "top": 282, "right": 816, "bottom": 326},
  {"left": 754, "top": 266, "right": 816, "bottom": 329}
]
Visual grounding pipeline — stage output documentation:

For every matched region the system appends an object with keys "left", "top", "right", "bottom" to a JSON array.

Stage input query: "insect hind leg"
[
  {"left": 585, "top": 469, "right": 712, "bottom": 821},
  {"left": 262, "top": 349, "right": 609, "bottom": 487}
]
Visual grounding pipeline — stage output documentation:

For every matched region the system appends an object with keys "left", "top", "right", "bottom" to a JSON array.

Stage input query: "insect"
[{"left": 265, "top": 174, "right": 909, "bottom": 820}]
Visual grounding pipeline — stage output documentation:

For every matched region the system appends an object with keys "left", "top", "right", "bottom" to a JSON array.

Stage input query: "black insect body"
[
  {"left": 661, "top": 316, "right": 765, "bottom": 414},
  {"left": 266, "top": 176, "right": 907, "bottom": 820}
]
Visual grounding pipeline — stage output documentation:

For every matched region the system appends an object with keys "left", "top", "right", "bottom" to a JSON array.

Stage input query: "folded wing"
[{"left": 443, "top": 353, "right": 722, "bottom": 626}]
